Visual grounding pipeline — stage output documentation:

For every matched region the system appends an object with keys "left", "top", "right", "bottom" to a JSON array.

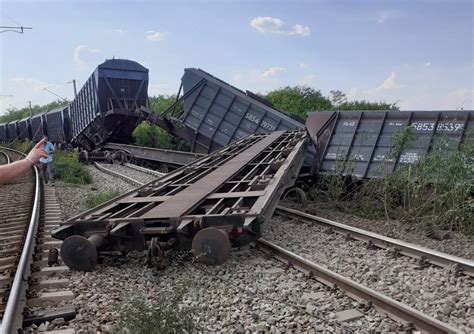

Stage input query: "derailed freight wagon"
[
  {"left": 306, "top": 110, "right": 474, "bottom": 178},
  {"left": 29, "top": 113, "right": 46, "bottom": 141},
  {"left": 6, "top": 122, "right": 18, "bottom": 141},
  {"left": 17, "top": 117, "right": 31, "bottom": 141},
  {"left": 45, "top": 106, "right": 71, "bottom": 144},
  {"left": 150, "top": 68, "right": 317, "bottom": 176},
  {"left": 52, "top": 129, "right": 308, "bottom": 271},
  {"left": 0, "top": 123, "right": 7, "bottom": 142},
  {"left": 69, "top": 59, "right": 150, "bottom": 151}
]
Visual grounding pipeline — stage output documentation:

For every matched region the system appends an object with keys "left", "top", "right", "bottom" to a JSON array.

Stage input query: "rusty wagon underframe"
[{"left": 52, "top": 130, "right": 308, "bottom": 271}]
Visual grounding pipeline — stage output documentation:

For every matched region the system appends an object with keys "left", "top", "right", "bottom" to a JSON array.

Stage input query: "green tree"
[
  {"left": 132, "top": 122, "right": 175, "bottom": 149},
  {"left": 0, "top": 100, "right": 66, "bottom": 123},
  {"left": 149, "top": 95, "right": 177, "bottom": 114},
  {"left": 329, "top": 90, "right": 347, "bottom": 108},
  {"left": 338, "top": 100, "right": 398, "bottom": 111},
  {"left": 132, "top": 94, "right": 187, "bottom": 150},
  {"left": 264, "top": 86, "right": 333, "bottom": 118}
]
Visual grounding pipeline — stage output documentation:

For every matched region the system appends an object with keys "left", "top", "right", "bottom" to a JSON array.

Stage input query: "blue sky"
[{"left": 0, "top": 0, "right": 472, "bottom": 115}]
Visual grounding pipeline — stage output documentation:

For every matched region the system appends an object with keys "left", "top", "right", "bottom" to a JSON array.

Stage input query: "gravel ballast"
[
  {"left": 284, "top": 201, "right": 474, "bottom": 259},
  {"left": 70, "top": 248, "right": 403, "bottom": 333},
  {"left": 55, "top": 165, "right": 136, "bottom": 220},
  {"left": 263, "top": 216, "right": 474, "bottom": 332},
  {"left": 97, "top": 162, "right": 158, "bottom": 185}
]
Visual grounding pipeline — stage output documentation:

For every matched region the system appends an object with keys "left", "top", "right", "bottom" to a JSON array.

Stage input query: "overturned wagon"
[
  {"left": 52, "top": 130, "right": 308, "bottom": 271},
  {"left": 307, "top": 110, "right": 474, "bottom": 178}
]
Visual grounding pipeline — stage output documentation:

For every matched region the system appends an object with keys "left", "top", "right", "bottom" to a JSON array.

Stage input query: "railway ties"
[
  {"left": 257, "top": 239, "right": 462, "bottom": 334},
  {"left": 275, "top": 206, "right": 474, "bottom": 277},
  {"left": 24, "top": 185, "right": 76, "bottom": 333},
  {"left": 0, "top": 147, "right": 75, "bottom": 334}
]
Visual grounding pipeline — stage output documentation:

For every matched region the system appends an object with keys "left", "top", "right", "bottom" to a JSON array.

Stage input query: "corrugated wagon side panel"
[
  {"left": 311, "top": 110, "right": 474, "bottom": 178},
  {"left": 6, "top": 122, "right": 18, "bottom": 141},
  {"left": 46, "top": 107, "right": 67, "bottom": 143},
  {"left": 70, "top": 74, "right": 98, "bottom": 141},
  {"left": 0, "top": 124, "right": 7, "bottom": 142},
  {"left": 17, "top": 118, "right": 30, "bottom": 140},
  {"left": 181, "top": 68, "right": 317, "bottom": 175}
]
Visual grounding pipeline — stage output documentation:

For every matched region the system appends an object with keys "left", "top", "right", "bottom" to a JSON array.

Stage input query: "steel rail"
[
  {"left": 0, "top": 150, "right": 11, "bottom": 164},
  {"left": 123, "top": 162, "right": 165, "bottom": 178},
  {"left": 93, "top": 162, "right": 144, "bottom": 187},
  {"left": 257, "top": 238, "right": 462, "bottom": 334},
  {"left": 275, "top": 206, "right": 474, "bottom": 277},
  {"left": 0, "top": 147, "right": 41, "bottom": 333}
]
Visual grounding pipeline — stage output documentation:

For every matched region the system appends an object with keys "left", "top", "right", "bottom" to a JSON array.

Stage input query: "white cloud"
[
  {"left": 250, "top": 16, "right": 311, "bottom": 37},
  {"left": 424, "top": 61, "right": 431, "bottom": 67},
  {"left": 250, "top": 16, "right": 284, "bottom": 33},
  {"left": 376, "top": 71, "right": 400, "bottom": 90},
  {"left": 262, "top": 67, "right": 286, "bottom": 78},
  {"left": 290, "top": 24, "right": 311, "bottom": 36},
  {"left": 145, "top": 30, "right": 166, "bottom": 41},
  {"left": 74, "top": 45, "right": 103, "bottom": 67},
  {"left": 114, "top": 29, "right": 127, "bottom": 34},
  {"left": 299, "top": 63, "right": 308, "bottom": 69}
]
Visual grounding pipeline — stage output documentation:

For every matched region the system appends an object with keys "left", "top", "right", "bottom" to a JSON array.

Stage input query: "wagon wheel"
[
  {"left": 282, "top": 186, "right": 307, "bottom": 205},
  {"left": 113, "top": 150, "right": 130, "bottom": 165}
]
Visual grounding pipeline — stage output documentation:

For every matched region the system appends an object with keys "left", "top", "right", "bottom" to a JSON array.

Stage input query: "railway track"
[
  {"left": 275, "top": 206, "right": 474, "bottom": 277},
  {"left": 0, "top": 148, "right": 41, "bottom": 333},
  {"left": 257, "top": 239, "right": 461, "bottom": 333},
  {"left": 95, "top": 163, "right": 466, "bottom": 333},
  {"left": 0, "top": 147, "right": 75, "bottom": 333},
  {"left": 92, "top": 161, "right": 163, "bottom": 187}
]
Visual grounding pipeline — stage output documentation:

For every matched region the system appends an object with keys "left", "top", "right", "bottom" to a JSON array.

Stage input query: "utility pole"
[
  {"left": 72, "top": 79, "right": 77, "bottom": 97},
  {"left": 67, "top": 80, "right": 77, "bottom": 97},
  {"left": 28, "top": 101, "right": 32, "bottom": 117}
]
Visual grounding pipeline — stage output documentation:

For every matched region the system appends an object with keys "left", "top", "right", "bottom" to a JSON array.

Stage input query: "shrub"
[
  {"left": 4, "top": 140, "right": 32, "bottom": 155},
  {"left": 310, "top": 127, "right": 474, "bottom": 235},
  {"left": 85, "top": 191, "right": 119, "bottom": 208},
  {"left": 117, "top": 285, "right": 196, "bottom": 333},
  {"left": 53, "top": 150, "right": 92, "bottom": 185}
]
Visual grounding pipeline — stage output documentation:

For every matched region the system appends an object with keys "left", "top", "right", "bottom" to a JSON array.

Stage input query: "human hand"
[{"left": 26, "top": 138, "right": 48, "bottom": 164}]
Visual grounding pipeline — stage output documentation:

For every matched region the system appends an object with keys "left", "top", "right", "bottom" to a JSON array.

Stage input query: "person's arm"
[
  {"left": 0, "top": 139, "right": 48, "bottom": 185},
  {"left": 0, "top": 159, "right": 35, "bottom": 184}
]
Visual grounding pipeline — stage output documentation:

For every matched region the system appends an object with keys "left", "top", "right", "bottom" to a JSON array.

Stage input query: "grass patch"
[
  {"left": 53, "top": 150, "right": 93, "bottom": 185},
  {"left": 85, "top": 191, "right": 119, "bottom": 208},
  {"left": 117, "top": 285, "right": 196, "bottom": 333}
]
